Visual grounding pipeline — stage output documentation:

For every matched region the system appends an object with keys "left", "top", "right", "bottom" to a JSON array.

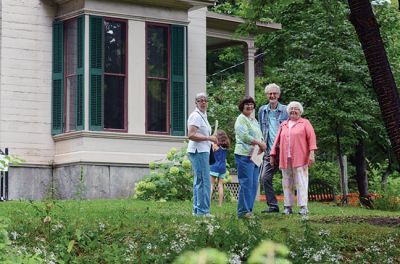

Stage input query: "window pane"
[
  {"left": 66, "top": 76, "right": 77, "bottom": 131},
  {"left": 104, "top": 75, "right": 125, "bottom": 129},
  {"left": 147, "top": 79, "right": 167, "bottom": 132},
  {"left": 65, "top": 20, "right": 77, "bottom": 75},
  {"left": 104, "top": 21, "right": 126, "bottom": 74},
  {"left": 147, "top": 25, "right": 168, "bottom": 78}
]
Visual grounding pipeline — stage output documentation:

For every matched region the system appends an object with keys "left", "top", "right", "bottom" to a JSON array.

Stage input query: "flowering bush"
[{"left": 134, "top": 146, "right": 193, "bottom": 201}]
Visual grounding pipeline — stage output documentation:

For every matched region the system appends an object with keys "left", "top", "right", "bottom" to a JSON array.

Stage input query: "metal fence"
[{"left": 0, "top": 148, "right": 9, "bottom": 201}]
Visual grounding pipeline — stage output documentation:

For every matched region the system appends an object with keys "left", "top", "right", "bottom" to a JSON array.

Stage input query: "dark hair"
[
  {"left": 216, "top": 130, "right": 230, "bottom": 148},
  {"left": 238, "top": 96, "right": 256, "bottom": 112}
]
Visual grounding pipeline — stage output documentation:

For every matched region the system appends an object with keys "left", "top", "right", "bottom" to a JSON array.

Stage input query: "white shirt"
[{"left": 187, "top": 108, "right": 212, "bottom": 153}]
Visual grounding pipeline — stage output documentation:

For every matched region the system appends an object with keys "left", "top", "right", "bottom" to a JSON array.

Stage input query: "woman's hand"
[
  {"left": 251, "top": 140, "right": 266, "bottom": 152},
  {"left": 308, "top": 151, "right": 315, "bottom": 166},
  {"left": 258, "top": 141, "right": 267, "bottom": 152},
  {"left": 208, "top": 135, "right": 218, "bottom": 144}
]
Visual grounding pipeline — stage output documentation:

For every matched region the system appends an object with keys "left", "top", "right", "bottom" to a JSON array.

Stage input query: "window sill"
[{"left": 53, "top": 130, "right": 187, "bottom": 142}]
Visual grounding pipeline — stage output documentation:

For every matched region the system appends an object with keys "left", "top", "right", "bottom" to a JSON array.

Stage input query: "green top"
[{"left": 234, "top": 114, "right": 264, "bottom": 156}]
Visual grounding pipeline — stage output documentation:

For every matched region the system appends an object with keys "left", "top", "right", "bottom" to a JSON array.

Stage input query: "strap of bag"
[{"left": 195, "top": 111, "right": 211, "bottom": 136}]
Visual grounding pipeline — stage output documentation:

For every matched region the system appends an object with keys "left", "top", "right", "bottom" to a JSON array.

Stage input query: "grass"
[{"left": 1, "top": 199, "right": 400, "bottom": 263}]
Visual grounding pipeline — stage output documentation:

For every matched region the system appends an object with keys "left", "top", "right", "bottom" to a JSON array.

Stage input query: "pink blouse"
[{"left": 270, "top": 118, "right": 317, "bottom": 169}]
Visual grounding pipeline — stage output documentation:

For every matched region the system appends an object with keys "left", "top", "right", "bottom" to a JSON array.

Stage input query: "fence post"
[{"left": 0, "top": 148, "right": 9, "bottom": 201}]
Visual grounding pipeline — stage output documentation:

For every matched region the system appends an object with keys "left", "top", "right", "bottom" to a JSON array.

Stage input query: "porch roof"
[{"left": 206, "top": 11, "right": 281, "bottom": 49}]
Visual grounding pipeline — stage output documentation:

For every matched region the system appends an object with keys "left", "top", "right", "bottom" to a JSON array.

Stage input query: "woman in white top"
[{"left": 187, "top": 92, "right": 218, "bottom": 216}]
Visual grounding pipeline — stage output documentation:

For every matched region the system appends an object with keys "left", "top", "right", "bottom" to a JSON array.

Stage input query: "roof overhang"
[
  {"left": 206, "top": 11, "right": 281, "bottom": 50},
  {"left": 47, "top": 0, "right": 214, "bottom": 9}
]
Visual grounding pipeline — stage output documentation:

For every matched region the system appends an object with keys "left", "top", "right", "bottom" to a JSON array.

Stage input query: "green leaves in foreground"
[{"left": 173, "top": 241, "right": 290, "bottom": 264}]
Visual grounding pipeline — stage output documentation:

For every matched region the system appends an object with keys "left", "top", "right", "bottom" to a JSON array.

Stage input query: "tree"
[{"left": 348, "top": 0, "right": 400, "bottom": 165}]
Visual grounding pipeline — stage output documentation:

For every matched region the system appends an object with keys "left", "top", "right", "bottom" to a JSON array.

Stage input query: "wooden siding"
[{"left": 0, "top": 0, "right": 56, "bottom": 164}]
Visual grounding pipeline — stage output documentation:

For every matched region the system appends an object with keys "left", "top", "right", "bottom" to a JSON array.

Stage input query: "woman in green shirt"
[{"left": 234, "top": 96, "right": 266, "bottom": 218}]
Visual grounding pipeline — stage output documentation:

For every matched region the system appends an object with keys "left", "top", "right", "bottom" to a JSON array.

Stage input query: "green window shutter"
[
  {"left": 170, "top": 25, "right": 186, "bottom": 136},
  {"left": 52, "top": 21, "right": 64, "bottom": 135},
  {"left": 89, "top": 16, "right": 103, "bottom": 131},
  {"left": 76, "top": 16, "right": 85, "bottom": 130}
]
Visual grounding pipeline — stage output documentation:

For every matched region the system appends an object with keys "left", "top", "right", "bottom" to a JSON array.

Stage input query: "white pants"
[{"left": 281, "top": 164, "right": 309, "bottom": 207}]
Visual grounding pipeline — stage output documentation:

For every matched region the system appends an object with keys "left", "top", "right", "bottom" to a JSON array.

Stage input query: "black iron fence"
[{"left": 0, "top": 148, "right": 9, "bottom": 201}]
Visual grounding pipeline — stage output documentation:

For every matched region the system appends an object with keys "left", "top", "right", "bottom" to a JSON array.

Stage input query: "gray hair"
[
  {"left": 287, "top": 101, "right": 304, "bottom": 115},
  {"left": 264, "top": 83, "right": 281, "bottom": 95},
  {"left": 195, "top": 92, "right": 208, "bottom": 101}
]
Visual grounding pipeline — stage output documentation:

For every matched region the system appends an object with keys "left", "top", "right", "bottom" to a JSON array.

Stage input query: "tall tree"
[{"left": 348, "top": 0, "right": 400, "bottom": 164}]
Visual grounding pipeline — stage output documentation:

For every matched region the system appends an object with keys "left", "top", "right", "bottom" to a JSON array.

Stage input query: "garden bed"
[{"left": 1, "top": 199, "right": 400, "bottom": 263}]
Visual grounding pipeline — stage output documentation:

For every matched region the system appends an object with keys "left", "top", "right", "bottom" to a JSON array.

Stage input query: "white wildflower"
[
  {"left": 10, "top": 231, "right": 18, "bottom": 240},
  {"left": 229, "top": 253, "right": 241, "bottom": 264}
]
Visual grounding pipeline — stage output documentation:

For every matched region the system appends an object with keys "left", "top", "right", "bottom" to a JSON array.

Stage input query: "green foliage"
[
  {"left": 134, "top": 146, "right": 193, "bottom": 201},
  {"left": 368, "top": 161, "right": 400, "bottom": 211},
  {"left": 0, "top": 154, "right": 24, "bottom": 172},
  {"left": 207, "top": 75, "right": 243, "bottom": 165},
  {"left": 374, "top": 177, "right": 400, "bottom": 211},
  {"left": 247, "top": 240, "right": 291, "bottom": 264},
  {"left": 309, "top": 161, "right": 341, "bottom": 193},
  {"left": 0, "top": 217, "right": 43, "bottom": 263},
  {"left": 173, "top": 248, "right": 228, "bottom": 264},
  {"left": 2, "top": 199, "right": 400, "bottom": 263},
  {"left": 174, "top": 240, "right": 291, "bottom": 264},
  {"left": 0, "top": 199, "right": 400, "bottom": 264}
]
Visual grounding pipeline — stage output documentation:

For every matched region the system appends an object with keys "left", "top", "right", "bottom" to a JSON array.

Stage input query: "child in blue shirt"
[{"left": 210, "top": 130, "right": 230, "bottom": 207}]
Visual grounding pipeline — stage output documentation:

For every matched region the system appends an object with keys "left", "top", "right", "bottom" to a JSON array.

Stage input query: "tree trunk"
[
  {"left": 354, "top": 138, "right": 373, "bottom": 208},
  {"left": 382, "top": 152, "right": 392, "bottom": 188},
  {"left": 336, "top": 125, "right": 347, "bottom": 205},
  {"left": 348, "top": 0, "right": 400, "bottom": 164}
]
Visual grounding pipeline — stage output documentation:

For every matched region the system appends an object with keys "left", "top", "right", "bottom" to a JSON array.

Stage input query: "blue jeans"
[
  {"left": 189, "top": 151, "right": 211, "bottom": 215},
  {"left": 235, "top": 154, "right": 260, "bottom": 216}
]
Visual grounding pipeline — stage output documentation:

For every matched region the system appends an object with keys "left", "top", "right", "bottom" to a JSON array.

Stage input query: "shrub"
[
  {"left": 367, "top": 161, "right": 400, "bottom": 211},
  {"left": 373, "top": 177, "right": 400, "bottom": 211},
  {"left": 309, "top": 161, "right": 341, "bottom": 193},
  {"left": 134, "top": 146, "right": 193, "bottom": 201}
]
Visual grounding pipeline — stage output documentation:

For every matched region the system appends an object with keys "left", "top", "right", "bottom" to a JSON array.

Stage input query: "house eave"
[
  {"left": 48, "top": 0, "right": 214, "bottom": 9},
  {"left": 207, "top": 11, "right": 281, "bottom": 34}
]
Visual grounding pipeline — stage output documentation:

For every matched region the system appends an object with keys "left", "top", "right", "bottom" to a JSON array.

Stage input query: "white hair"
[
  {"left": 287, "top": 101, "right": 304, "bottom": 115},
  {"left": 264, "top": 83, "right": 281, "bottom": 95},
  {"left": 195, "top": 92, "right": 208, "bottom": 101}
]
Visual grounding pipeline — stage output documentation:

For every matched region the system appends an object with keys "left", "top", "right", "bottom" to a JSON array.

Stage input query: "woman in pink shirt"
[{"left": 270, "top": 101, "right": 317, "bottom": 215}]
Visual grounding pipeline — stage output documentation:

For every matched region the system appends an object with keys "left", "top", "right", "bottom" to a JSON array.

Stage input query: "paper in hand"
[
  {"left": 212, "top": 120, "right": 218, "bottom": 135},
  {"left": 250, "top": 145, "right": 264, "bottom": 167}
]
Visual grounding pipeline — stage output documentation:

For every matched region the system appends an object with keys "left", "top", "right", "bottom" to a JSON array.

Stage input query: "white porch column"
[{"left": 243, "top": 41, "right": 256, "bottom": 98}]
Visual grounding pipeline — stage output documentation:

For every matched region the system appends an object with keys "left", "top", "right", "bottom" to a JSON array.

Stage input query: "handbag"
[{"left": 209, "top": 145, "right": 216, "bottom": 165}]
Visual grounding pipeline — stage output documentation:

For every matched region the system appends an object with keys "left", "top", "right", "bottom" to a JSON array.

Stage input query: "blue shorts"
[{"left": 210, "top": 171, "right": 226, "bottom": 179}]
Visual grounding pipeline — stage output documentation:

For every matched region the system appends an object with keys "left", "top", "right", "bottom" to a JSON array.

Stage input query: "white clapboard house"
[{"left": 0, "top": 0, "right": 280, "bottom": 200}]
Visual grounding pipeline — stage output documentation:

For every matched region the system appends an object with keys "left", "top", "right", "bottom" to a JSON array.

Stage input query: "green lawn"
[{"left": 1, "top": 199, "right": 400, "bottom": 263}]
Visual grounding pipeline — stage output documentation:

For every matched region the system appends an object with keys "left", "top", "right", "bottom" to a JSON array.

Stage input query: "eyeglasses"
[
  {"left": 267, "top": 92, "right": 278, "bottom": 96},
  {"left": 244, "top": 103, "right": 254, "bottom": 107},
  {"left": 196, "top": 99, "right": 208, "bottom": 103}
]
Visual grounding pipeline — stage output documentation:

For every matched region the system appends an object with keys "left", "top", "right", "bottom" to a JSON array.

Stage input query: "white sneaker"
[
  {"left": 299, "top": 207, "right": 309, "bottom": 216},
  {"left": 283, "top": 207, "right": 293, "bottom": 215},
  {"left": 204, "top": 213, "right": 215, "bottom": 218}
]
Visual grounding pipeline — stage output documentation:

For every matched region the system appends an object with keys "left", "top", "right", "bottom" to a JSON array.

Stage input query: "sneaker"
[
  {"left": 204, "top": 213, "right": 215, "bottom": 218},
  {"left": 282, "top": 207, "right": 293, "bottom": 215},
  {"left": 261, "top": 207, "right": 279, "bottom": 213},
  {"left": 238, "top": 212, "right": 255, "bottom": 219},
  {"left": 299, "top": 207, "right": 308, "bottom": 216},
  {"left": 244, "top": 212, "right": 255, "bottom": 219}
]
